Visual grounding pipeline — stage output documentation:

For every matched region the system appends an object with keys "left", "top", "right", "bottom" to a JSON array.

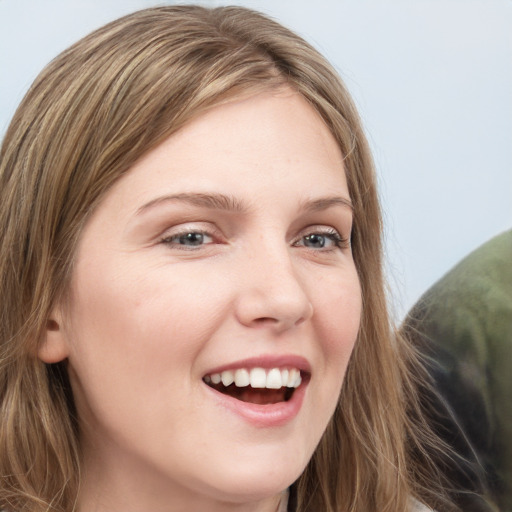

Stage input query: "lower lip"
[{"left": 204, "top": 381, "right": 308, "bottom": 428}]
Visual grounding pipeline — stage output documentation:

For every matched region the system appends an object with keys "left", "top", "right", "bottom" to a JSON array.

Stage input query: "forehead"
[{"left": 87, "top": 87, "right": 349, "bottom": 225}]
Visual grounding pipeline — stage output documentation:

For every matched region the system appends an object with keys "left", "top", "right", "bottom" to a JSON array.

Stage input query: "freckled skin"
[{"left": 45, "top": 88, "right": 362, "bottom": 512}]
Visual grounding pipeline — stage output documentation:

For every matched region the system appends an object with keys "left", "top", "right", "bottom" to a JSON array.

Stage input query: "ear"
[{"left": 38, "top": 307, "right": 70, "bottom": 363}]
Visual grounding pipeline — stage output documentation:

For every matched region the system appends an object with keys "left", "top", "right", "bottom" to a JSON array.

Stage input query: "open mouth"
[{"left": 203, "top": 367, "right": 306, "bottom": 405}]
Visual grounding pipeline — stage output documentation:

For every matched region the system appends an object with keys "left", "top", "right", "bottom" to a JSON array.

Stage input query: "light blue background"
[{"left": 1, "top": 0, "right": 511, "bottom": 319}]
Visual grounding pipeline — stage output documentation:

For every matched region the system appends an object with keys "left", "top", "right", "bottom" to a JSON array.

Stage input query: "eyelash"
[
  {"left": 293, "top": 228, "right": 349, "bottom": 251},
  {"left": 159, "top": 230, "right": 215, "bottom": 250},
  {"left": 159, "top": 227, "right": 349, "bottom": 251}
]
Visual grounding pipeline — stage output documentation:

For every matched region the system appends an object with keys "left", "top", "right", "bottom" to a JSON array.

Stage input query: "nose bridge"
[{"left": 235, "top": 233, "right": 313, "bottom": 331}]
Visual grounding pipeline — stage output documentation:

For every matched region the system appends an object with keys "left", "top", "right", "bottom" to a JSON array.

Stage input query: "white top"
[
  {"left": 277, "top": 490, "right": 289, "bottom": 512},
  {"left": 411, "top": 499, "right": 434, "bottom": 512}
]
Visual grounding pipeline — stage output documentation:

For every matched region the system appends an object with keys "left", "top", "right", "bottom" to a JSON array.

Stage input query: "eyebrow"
[
  {"left": 135, "top": 192, "right": 353, "bottom": 216},
  {"left": 136, "top": 192, "right": 249, "bottom": 216},
  {"left": 301, "top": 196, "right": 353, "bottom": 212}
]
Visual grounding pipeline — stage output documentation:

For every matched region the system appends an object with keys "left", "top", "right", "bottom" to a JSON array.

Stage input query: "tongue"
[
  {"left": 237, "top": 388, "right": 288, "bottom": 405},
  {"left": 210, "top": 382, "right": 293, "bottom": 404}
]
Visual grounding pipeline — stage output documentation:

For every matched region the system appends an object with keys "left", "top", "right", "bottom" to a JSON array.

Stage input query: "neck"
[
  {"left": 77, "top": 445, "right": 287, "bottom": 512},
  {"left": 78, "top": 482, "right": 285, "bottom": 512}
]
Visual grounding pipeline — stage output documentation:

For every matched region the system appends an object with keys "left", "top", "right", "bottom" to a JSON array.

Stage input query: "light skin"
[{"left": 41, "top": 87, "right": 362, "bottom": 512}]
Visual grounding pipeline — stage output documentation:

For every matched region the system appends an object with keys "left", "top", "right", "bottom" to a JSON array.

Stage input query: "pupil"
[
  {"left": 305, "top": 234, "right": 325, "bottom": 248},
  {"left": 180, "top": 233, "right": 203, "bottom": 246}
]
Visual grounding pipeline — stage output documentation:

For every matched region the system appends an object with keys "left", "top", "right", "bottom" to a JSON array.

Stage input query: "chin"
[
  {"left": 203, "top": 475, "right": 293, "bottom": 505},
  {"left": 189, "top": 453, "right": 306, "bottom": 505}
]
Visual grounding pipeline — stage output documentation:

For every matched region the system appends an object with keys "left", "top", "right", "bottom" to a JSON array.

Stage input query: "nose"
[{"left": 234, "top": 245, "right": 314, "bottom": 333}]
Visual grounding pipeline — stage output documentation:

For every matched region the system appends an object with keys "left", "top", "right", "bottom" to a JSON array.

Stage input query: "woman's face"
[{"left": 45, "top": 88, "right": 362, "bottom": 510}]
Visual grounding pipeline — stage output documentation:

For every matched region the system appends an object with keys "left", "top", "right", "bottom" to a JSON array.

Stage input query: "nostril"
[
  {"left": 251, "top": 316, "right": 304, "bottom": 332},
  {"left": 254, "top": 317, "right": 278, "bottom": 325},
  {"left": 294, "top": 316, "right": 307, "bottom": 327},
  {"left": 298, "top": 303, "right": 313, "bottom": 325}
]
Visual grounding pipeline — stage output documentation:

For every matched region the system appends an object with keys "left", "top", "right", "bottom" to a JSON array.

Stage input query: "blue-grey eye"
[
  {"left": 303, "top": 233, "right": 327, "bottom": 248},
  {"left": 163, "top": 231, "right": 214, "bottom": 247},
  {"left": 295, "top": 230, "right": 346, "bottom": 250},
  {"left": 177, "top": 232, "right": 206, "bottom": 246},
  {"left": 160, "top": 229, "right": 216, "bottom": 250}
]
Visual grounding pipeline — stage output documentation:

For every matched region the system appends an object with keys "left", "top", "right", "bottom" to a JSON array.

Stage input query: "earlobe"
[{"left": 38, "top": 312, "right": 70, "bottom": 363}]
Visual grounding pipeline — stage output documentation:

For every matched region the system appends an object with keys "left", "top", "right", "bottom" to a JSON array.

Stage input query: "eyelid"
[
  {"left": 158, "top": 222, "right": 224, "bottom": 245},
  {"left": 296, "top": 224, "right": 347, "bottom": 238},
  {"left": 293, "top": 225, "right": 350, "bottom": 249}
]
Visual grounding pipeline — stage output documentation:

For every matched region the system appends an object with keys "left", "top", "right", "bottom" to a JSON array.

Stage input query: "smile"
[{"left": 203, "top": 367, "right": 303, "bottom": 405}]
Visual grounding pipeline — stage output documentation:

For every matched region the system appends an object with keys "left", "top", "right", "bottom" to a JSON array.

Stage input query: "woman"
[{"left": 0, "top": 6, "right": 455, "bottom": 512}]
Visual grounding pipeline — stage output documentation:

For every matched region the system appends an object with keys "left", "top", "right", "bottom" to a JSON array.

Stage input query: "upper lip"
[{"left": 203, "top": 354, "right": 311, "bottom": 377}]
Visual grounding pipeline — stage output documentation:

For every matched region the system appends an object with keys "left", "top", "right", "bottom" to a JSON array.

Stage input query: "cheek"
[
  {"left": 312, "top": 267, "right": 362, "bottom": 360},
  {"left": 64, "top": 260, "right": 231, "bottom": 385},
  {"left": 308, "top": 267, "right": 361, "bottom": 412},
  {"left": 63, "top": 262, "right": 233, "bottom": 451}
]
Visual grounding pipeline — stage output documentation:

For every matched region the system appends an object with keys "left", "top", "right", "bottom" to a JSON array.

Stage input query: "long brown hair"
[{"left": 0, "top": 6, "right": 455, "bottom": 511}]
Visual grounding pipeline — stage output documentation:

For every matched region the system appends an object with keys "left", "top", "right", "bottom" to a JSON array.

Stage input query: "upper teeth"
[{"left": 204, "top": 367, "right": 302, "bottom": 389}]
